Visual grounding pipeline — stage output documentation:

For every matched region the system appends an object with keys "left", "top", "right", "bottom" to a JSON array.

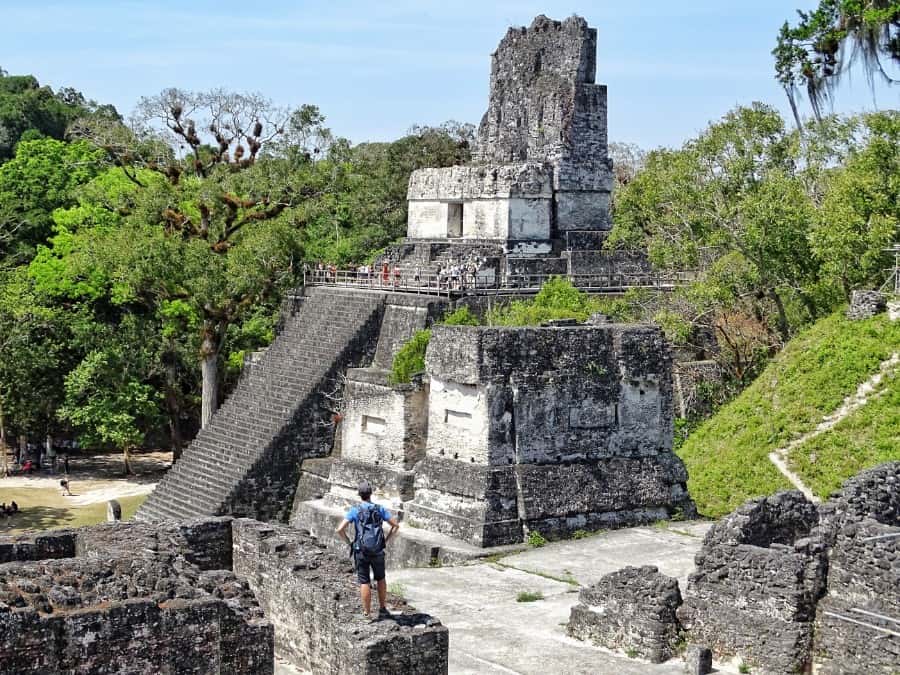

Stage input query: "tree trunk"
[
  {"left": 122, "top": 445, "right": 133, "bottom": 476},
  {"left": 164, "top": 354, "right": 184, "bottom": 462},
  {"left": 0, "top": 397, "right": 7, "bottom": 477},
  {"left": 200, "top": 325, "right": 220, "bottom": 429},
  {"left": 769, "top": 288, "right": 791, "bottom": 344}
]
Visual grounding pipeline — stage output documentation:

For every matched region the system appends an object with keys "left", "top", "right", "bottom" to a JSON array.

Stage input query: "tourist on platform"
[
  {"left": 335, "top": 481, "right": 399, "bottom": 620},
  {"left": 21, "top": 459, "right": 34, "bottom": 475},
  {"left": 60, "top": 478, "right": 72, "bottom": 496},
  {"left": 392, "top": 265, "right": 401, "bottom": 287},
  {"left": 380, "top": 262, "right": 390, "bottom": 287}
]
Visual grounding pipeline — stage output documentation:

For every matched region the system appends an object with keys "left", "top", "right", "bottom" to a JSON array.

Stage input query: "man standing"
[{"left": 336, "top": 481, "right": 399, "bottom": 619}]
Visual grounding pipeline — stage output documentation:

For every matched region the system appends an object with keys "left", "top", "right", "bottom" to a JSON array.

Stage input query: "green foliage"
[
  {"left": 441, "top": 305, "right": 480, "bottom": 326},
  {"left": 678, "top": 311, "right": 900, "bottom": 516},
  {"left": 773, "top": 1, "right": 900, "bottom": 120},
  {"left": 0, "top": 138, "right": 104, "bottom": 263},
  {"left": 515, "top": 591, "right": 544, "bottom": 603},
  {"left": 0, "top": 72, "right": 98, "bottom": 162},
  {"left": 487, "top": 277, "right": 602, "bottom": 326},
  {"left": 389, "top": 329, "right": 431, "bottom": 385},
  {"left": 527, "top": 530, "right": 547, "bottom": 548}
]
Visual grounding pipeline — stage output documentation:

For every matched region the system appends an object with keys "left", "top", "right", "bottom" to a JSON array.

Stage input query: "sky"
[{"left": 2, "top": 1, "right": 897, "bottom": 149}]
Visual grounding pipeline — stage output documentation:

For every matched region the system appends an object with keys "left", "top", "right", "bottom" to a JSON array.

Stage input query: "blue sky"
[{"left": 2, "top": 1, "right": 897, "bottom": 149}]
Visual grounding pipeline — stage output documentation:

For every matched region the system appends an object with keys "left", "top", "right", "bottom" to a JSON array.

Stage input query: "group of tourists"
[
  {"left": 305, "top": 255, "right": 491, "bottom": 292},
  {"left": 1, "top": 501, "right": 19, "bottom": 521},
  {"left": 2, "top": 437, "right": 73, "bottom": 478}
]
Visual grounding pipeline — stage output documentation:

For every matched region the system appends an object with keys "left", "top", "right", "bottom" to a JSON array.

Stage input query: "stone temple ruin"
[
  {"left": 2, "top": 12, "right": 896, "bottom": 675},
  {"left": 566, "top": 461, "right": 900, "bottom": 674}
]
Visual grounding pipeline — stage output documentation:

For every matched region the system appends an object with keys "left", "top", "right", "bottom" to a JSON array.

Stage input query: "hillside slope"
[{"left": 678, "top": 310, "right": 900, "bottom": 517}]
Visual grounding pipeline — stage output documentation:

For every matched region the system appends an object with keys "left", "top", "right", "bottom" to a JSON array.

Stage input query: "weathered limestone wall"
[
  {"left": 812, "top": 462, "right": 900, "bottom": 674},
  {"left": 406, "top": 164, "right": 553, "bottom": 240},
  {"left": 567, "top": 565, "right": 683, "bottom": 663},
  {"left": 473, "top": 14, "right": 612, "bottom": 232},
  {"left": 677, "top": 491, "right": 827, "bottom": 674},
  {"left": 325, "top": 370, "right": 428, "bottom": 509},
  {"left": 846, "top": 289, "right": 886, "bottom": 320},
  {"left": 0, "top": 519, "right": 272, "bottom": 675},
  {"left": 232, "top": 519, "right": 449, "bottom": 675},
  {"left": 404, "top": 324, "right": 695, "bottom": 546}
]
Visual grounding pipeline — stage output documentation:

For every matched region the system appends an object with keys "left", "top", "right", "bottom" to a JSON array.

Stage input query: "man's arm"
[
  {"left": 385, "top": 516, "right": 400, "bottom": 543},
  {"left": 336, "top": 518, "right": 352, "bottom": 544}
]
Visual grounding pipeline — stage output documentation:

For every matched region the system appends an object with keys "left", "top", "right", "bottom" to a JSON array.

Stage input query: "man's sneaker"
[{"left": 377, "top": 607, "right": 392, "bottom": 619}]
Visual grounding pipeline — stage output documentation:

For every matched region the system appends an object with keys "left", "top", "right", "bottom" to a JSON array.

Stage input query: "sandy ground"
[{"left": 0, "top": 450, "right": 169, "bottom": 505}]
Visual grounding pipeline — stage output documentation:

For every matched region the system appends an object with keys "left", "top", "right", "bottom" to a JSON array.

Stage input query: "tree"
[
  {"left": 0, "top": 138, "right": 103, "bottom": 265},
  {"left": 774, "top": 1, "right": 900, "bottom": 123},
  {"left": 70, "top": 89, "right": 325, "bottom": 427},
  {"left": 608, "top": 104, "right": 821, "bottom": 344},
  {"left": 58, "top": 315, "right": 161, "bottom": 475},
  {"left": 0, "top": 72, "right": 98, "bottom": 162},
  {"left": 810, "top": 111, "right": 900, "bottom": 295}
]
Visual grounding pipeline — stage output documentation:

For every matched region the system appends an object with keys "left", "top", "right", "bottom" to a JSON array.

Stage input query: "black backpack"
[{"left": 355, "top": 503, "right": 386, "bottom": 555}]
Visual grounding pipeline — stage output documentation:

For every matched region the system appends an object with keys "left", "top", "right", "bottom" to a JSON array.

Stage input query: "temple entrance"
[{"left": 447, "top": 202, "right": 463, "bottom": 238}]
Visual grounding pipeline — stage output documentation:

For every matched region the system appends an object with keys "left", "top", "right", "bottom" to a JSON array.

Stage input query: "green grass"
[
  {"left": 387, "top": 582, "right": 405, "bottom": 598},
  {"left": 678, "top": 310, "right": 900, "bottom": 517},
  {"left": 0, "top": 489, "right": 147, "bottom": 533},
  {"left": 789, "top": 370, "right": 899, "bottom": 497},
  {"left": 526, "top": 530, "right": 547, "bottom": 548},
  {"left": 515, "top": 590, "right": 544, "bottom": 602}
]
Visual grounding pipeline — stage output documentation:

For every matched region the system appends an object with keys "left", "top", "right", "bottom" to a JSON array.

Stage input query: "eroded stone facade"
[
  {"left": 567, "top": 565, "right": 683, "bottom": 663},
  {"left": 406, "top": 14, "right": 612, "bottom": 243},
  {"left": 403, "top": 324, "right": 696, "bottom": 546}
]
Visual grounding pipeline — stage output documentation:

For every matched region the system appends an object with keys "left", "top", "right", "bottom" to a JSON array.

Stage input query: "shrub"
[
  {"left": 441, "top": 305, "right": 480, "bottom": 326},
  {"left": 389, "top": 329, "right": 431, "bottom": 384},
  {"left": 516, "top": 590, "right": 544, "bottom": 602},
  {"left": 527, "top": 530, "right": 547, "bottom": 548}
]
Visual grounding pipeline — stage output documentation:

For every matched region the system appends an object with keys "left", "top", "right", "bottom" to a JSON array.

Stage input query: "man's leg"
[
  {"left": 377, "top": 578, "right": 387, "bottom": 609},
  {"left": 360, "top": 583, "right": 372, "bottom": 615}
]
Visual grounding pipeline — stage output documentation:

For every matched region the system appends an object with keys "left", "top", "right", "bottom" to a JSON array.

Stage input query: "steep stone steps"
[{"left": 136, "top": 286, "right": 387, "bottom": 523}]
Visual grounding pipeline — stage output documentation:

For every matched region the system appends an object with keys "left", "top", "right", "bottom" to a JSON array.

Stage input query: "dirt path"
[{"left": 767, "top": 352, "right": 900, "bottom": 501}]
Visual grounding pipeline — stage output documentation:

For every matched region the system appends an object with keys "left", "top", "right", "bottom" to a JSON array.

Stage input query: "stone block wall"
[
  {"left": 567, "top": 565, "right": 682, "bottom": 663},
  {"left": 677, "top": 491, "right": 827, "bottom": 674},
  {"left": 326, "top": 370, "right": 427, "bottom": 509},
  {"left": 812, "top": 462, "right": 900, "bottom": 673},
  {"left": 0, "top": 519, "right": 272, "bottom": 675},
  {"left": 232, "top": 519, "right": 449, "bottom": 675},
  {"left": 404, "top": 324, "right": 695, "bottom": 546},
  {"left": 846, "top": 290, "right": 886, "bottom": 320}
]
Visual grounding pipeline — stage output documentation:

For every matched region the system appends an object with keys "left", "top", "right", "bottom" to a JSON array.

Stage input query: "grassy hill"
[{"left": 677, "top": 310, "right": 900, "bottom": 518}]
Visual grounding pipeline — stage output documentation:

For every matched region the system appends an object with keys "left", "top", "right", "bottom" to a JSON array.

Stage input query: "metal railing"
[{"left": 303, "top": 269, "right": 697, "bottom": 296}]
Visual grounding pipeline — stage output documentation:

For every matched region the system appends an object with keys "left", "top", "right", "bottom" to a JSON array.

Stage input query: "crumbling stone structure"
[
  {"left": 0, "top": 517, "right": 449, "bottom": 675},
  {"left": 567, "top": 565, "right": 683, "bottom": 663},
  {"left": 233, "top": 519, "right": 449, "bottom": 675},
  {"left": 846, "top": 289, "right": 887, "bottom": 320},
  {"left": 406, "top": 14, "right": 612, "bottom": 252},
  {"left": 403, "top": 324, "right": 695, "bottom": 546},
  {"left": 0, "top": 519, "right": 271, "bottom": 675},
  {"left": 812, "top": 462, "right": 900, "bottom": 674},
  {"left": 677, "top": 491, "right": 827, "bottom": 674}
]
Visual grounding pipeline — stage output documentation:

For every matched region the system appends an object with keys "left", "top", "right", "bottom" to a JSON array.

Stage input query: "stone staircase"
[{"left": 136, "top": 287, "right": 387, "bottom": 523}]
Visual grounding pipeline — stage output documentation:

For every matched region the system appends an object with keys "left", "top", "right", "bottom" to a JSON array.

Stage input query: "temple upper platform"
[{"left": 406, "top": 15, "right": 613, "bottom": 246}]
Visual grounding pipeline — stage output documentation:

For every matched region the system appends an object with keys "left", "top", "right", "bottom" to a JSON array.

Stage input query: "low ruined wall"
[
  {"left": 232, "top": 519, "right": 449, "bottom": 675},
  {"left": 0, "top": 530, "right": 76, "bottom": 564},
  {"left": 568, "top": 565, "right": 682, "bottom": 663},
  {"left": 677, "top": 491, "right": 827, "bottom": 674},
  {"left": 812, "top": 462, "right": 900, "bottom": 673},
  {"left": 0, "top": 551, "right": 271, "bottom": 674},
  {"left": 846, "top": 290, "right": 886, "bottom": 320}
]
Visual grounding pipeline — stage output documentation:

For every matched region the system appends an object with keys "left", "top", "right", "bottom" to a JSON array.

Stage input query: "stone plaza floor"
[{"left": 390, "top": 521, "right": 715, "bottom": 675}]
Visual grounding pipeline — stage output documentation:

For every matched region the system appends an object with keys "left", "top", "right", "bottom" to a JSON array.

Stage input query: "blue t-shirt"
[{"left": 346, "top": 502, "right": 392, "bottom": 524}]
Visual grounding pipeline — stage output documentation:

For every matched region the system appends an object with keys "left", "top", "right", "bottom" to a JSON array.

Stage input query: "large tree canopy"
[{"left": 774, "top": 1, "right": 900, "bottom": 122}]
